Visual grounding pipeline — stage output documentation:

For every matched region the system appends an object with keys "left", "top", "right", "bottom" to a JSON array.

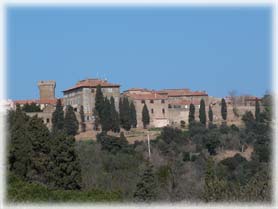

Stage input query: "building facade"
[{"left": 63, "top": 78, "right": 120, "bottom": 123}]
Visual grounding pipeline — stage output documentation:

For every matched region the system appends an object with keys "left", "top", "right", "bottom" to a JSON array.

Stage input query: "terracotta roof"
[
  {"left": 124, "top": 92, "right": 168, "bottom": 100},
  {"left": 14, "top": 99, "right": 57, "bottom": 105},
  {"left": 158, "top": 89, "right": 208, "bottom": 97},
  {"left": 63, "top": 78, "right": 120, "bottom": 92}
]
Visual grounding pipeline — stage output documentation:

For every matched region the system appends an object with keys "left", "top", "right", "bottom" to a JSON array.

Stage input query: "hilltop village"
[{"left": 11, "top": 78, "right": 259, "bottom": 137}]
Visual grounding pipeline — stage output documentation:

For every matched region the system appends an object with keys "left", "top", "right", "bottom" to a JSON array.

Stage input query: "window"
[
  {"left": 46, "top": 118, "right": 50, "bottom": 123},
  {"left": 107, "top": 88, "right": 113, "bottom": 93},
  {"left": 141, "top": 100, "right": 145, "bottom": 104},
  {"left": 91, "top": 89, "right": 95, "bottom": 93},
  {"left": 150, "top": 100, "right": 154, "bottom": 103},
  {"left": 161, "top": 99, "right": 165, "bottom": 104},
  {"left": 151, "top": 109, "right": 154, "bottom": 114},
  {"left": 168, "top": 104, "right": 172, "bottom": 108},
  {"left": 162, "top": 108, "right": 165, "bottom": 114},
  {"left": 74, "top": 108, "right": 77, "bottom": 112},
  {"left": 87, "top": 116, "right": 90, "bottom": 121}
]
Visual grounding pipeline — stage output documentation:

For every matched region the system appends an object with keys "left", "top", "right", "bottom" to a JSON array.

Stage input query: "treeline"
[{"left": 94, "top": 85, "right": 137, "bottom": 132}]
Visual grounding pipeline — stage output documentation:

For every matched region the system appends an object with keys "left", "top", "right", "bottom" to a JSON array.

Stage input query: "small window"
[
  {"left": 168, "top": 104, "right": 172, "bottom": 108},
  {"left": 141, "top": 100, "right": 145, "bottom": 104},
  {"left": 162, "top": 108, "right": 165, "bottom": 114},
  {"left": 151, "top": 109, "right": 154, "bottom": 114},
  {"left": 161, "top": 99, "right": 165, "bottom": 104},
  {"left": 87, "top": 116, "right": 90, "bottom": 121},
  {"left": 91, "top": 89, "right": 95, "bottom": 93},
  {"left": 46, "top": 118, "right": 50, "bottom": 123},
  {"left": 150, "top": 100, "right": 154, "bottom": 104},
  {"left": 74, "top": 108, "right": 77, "bottom": 112}
]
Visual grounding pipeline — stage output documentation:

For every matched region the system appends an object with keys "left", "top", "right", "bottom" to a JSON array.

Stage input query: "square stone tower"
[{"left": 38, "top": 80, "right": 56, "bottom": 100}]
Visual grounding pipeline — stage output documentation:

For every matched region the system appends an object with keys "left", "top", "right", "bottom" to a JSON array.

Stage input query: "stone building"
[
  {"left": 63, "top": 78, "right": 120, "bottom": 128},
  {"left": 123, "top": 89, "right": 169, "bottom": 128}
]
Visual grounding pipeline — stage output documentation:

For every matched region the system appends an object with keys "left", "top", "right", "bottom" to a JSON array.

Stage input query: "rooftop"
[{"left": 63, "top": 78, "right": 120, "bottom": 92}]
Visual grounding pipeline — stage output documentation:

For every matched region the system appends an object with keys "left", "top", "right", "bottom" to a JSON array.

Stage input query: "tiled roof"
[
  {"left": 158, "top": 89, "right": 208, "bottom": 97},
  {"left": 63, "top": 78, "right": 120, "bottom": 92},
  {"left": 124, "top": 92, "right": 168, "bottom": 100}
]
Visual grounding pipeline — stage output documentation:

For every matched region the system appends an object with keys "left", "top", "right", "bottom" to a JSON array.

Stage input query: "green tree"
[
  {"left": 189, "top": 104, "right": 195, "bottom": 124},
  {"left": 199, "top": 99, "right": 206, "bottom": 125},
  {"left": 22, "top": 103, "right": 42, "bottom": 112},
  {"left": 221, "top": 98, "right": 227, "bottom": 121},
  {"left": 79, "top": 105, "right": 86, "bottom": 132},
  {"left": 208, "top": 105, "right": 213, "bottom": 123},
  {"left": 133, "top": 163, "right": 157, "bottom": 202},
  {"left": 8, "top": 108, "right": 32, "bottom": 179},
  {"left": 95, "top": 85, "right": 104, "bottom": 120},
  {"left": 255, "top": 99, "right": 260, "bottom": 121},
  {"left": 48, "top": 131, "right": 82, "bottom": 190},
  {"left": 93, "top": 108, "right": 100, "bottom": 131},
  {"left": 110, "top": 97, "right": 120, "bottom": 133},
  {"left": 100, "top": 97, "right": 112, "bottom": 132},
  {"left": 130, "top": 101, "right": 137, "bottom": 128},
  {"left": 119, "top": 97, "right": 124, "bottom": 126},
  {"left": 64, "top": 105, "right": 79, "bottom": 136},
  {"left": 121, "top": 97, "right": 131, "bottom": 131},
  {"left": 52, "top": 99, "right": 64, "bottom": 131},
  {"left": 142, "top": 104, "right": 150, "bottom": 129}
]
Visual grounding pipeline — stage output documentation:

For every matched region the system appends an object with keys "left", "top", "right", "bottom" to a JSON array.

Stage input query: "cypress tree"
[
  {"left": 101, "top": 97, "right": 112, "bottom": 132},
  {"left": 133, "top": 163, "right": 157, "bottom": 202},
  {"left": 122, "top": 97, "right": 131, "bottom": 131},
  {"left": 130, "top": 101, "right": 137, "bottom": 128},
  {"left": 79, "top": 105, "right": 86, "bottom": 132},
  {"left": 189, "top": 103, "right": 195, "bottom": 124},
  {"left": 119, "top": 97, "right": 124, "bottom": 126},
  {"left": 64, "top": 105, "right": 79, "bottom": 136},
  {"left": 199, "top": 99, "right": 206, "bottom": 125},
  {"left": 221, "top": 98, "right": 227, "bottom": 121},
  {"left": 93, "top": 108, "right": 100, "bottom": 131},
  {"left": 52, "top": 99, "right": 64, "bottom": 131},
  {"left": 142, "top": 103, "right": 150, "bottom": 129},
  {"left": 48, "top": 131, "right": 82, "bottom": 190},
  {"left": 255, "top": 99, "right": 260, "bottom": 121},
  {"left": 110, "top": 96, "right": 120, "bottom": 132},
  {"left": 95, "top": 85, "right": 104, "bottom": 120},
  {"left": 209, "top": 105, "right": 213, "bottom": 122}
]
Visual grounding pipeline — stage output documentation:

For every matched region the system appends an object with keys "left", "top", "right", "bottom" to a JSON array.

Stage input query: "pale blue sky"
[{"left": 7, "top": 6, "right": 272, "bottom": 100}]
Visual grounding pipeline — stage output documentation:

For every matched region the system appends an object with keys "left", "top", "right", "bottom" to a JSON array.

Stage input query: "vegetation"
[
  {"left": 64, "top": 105, "right": 79, "bottom": 136},
  {"left": 199, "top": 99, "right": 206, "bottom": 125},
  {"left": 142, "top": 104, "right": 150, "bottom": 129},
  {"left": 22, "top": 102, "right": 42, "bottom": 112},
  {"left": 221, "top": 98, "right": 227, "bottom": 121},
  {"left": 52, "top": 99, "right": 64, "bottom": 131},
  {"left": 79, "top": 105, "right": 86, "bottom": 132},
  {"left": 6, "top": 94, "right": 272, "bottom": 203},
  {"left": 189, "top": 103, "right": 195, "bottom": 124}
]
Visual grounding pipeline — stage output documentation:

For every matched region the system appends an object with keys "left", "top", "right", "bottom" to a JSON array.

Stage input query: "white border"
[{"left": 0, "top": 0, "right": 277, "bottom": 209}]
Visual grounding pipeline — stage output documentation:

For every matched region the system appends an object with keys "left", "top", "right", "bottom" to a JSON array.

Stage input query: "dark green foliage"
[
  {"left": 93, "top": 108, "right": 100, "bottom": 131},
  {"left": 7, "top": 173, "right": 122, "bottom": 202},
  {"left": 52, "top": 99, "right": 64, "bottom": 131},
  {"left": 120, "top": 97, "right": 132, "bottom": 131},
  {"left": 188, "top": 104, "right": 195, "bottom": 124},
  {"left": 48, "top": 131, "right": 82, "bottom": 190},
  {"left": 208, "top": 105, "right": 213, "bottom": 122},
  {"left": 22, "top": 102, "right": 42, "bottom": 112},
  {"left": 221, "top": 98, "right": 227, "bottom": 121},
  {"left": 119, "top": 97, "right": 124, "bottom": 126},
  {"left": 242, "top": 111, "right": 255, "bottom": 132},
  {"left": 206, "top": 129, "right": 220, "bottom": 155},
  {"left": 160, "top": 126, "right": 186, "bottom": 145},
  {"left": 110, "top": 97, "right": 120, "bottom": 133},
  {"left": 95, "top": 84, "right": 104, "bottom": 118},
  {"left": 64, "top": 105, "right": 79, "bottom": 136},
  {"left": 8, "top": 109, "right": 32, "bottom": 179},
  {"left": 255, "top": 99, "right": 260, "bottom": 121},
  {"left": 79, "top": 105, "right": 86, "bottom": 132},
  {"left": 133, "top": 163, "right": 157, "bottom": 202},
  {"left": 199, "top": 99, "right": 206, "bottom": 125},
  {"left": 100, "top": 97, "right": 112, "bottom": 132},
  {"left": 96, "top": 132, "right": 130, "bottom": 154},
  {"left": 180, "top": 120, "right": 185, "bottom": 128},
  {"left": 130, "top": 101, "right": 137, "bottom": 128},
  {"left": 142, "top": 104, "right": 150, "bottom": 129}
]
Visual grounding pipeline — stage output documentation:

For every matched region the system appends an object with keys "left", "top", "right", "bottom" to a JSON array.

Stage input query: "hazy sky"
[{"left": 7, "top": 6, "right": 272, "bottom": 100}]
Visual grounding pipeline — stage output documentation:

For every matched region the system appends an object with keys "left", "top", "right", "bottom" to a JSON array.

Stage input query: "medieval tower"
[{"left": 38, "top": 80, "right": 56, "bottom": 100}]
